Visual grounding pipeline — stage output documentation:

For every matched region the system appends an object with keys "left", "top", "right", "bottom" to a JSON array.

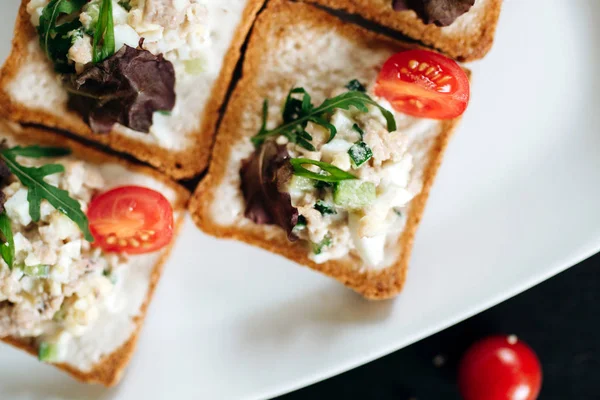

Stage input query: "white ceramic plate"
[{"left": 1, "top": 1, "right": 599, "bottom": 399}]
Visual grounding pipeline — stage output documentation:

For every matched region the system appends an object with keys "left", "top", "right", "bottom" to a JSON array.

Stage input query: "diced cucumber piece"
[
  {"left": 38, "top": 342, "right": 59, "bottom": 362},
  {"left": 23, "top": 264, "right": 49, "bottom": 278},
  {"left": 314, "top": 200, "right": 336, "bottom": 215},
  {"left": 333, "top": 180, "right": 376, "bottom": 210},
  {"left": 184, "top": 58, "right": 206, "bottom": 75},
  {"left": 289, "top": 176, "right": 314, "bottom": 192},
  {"left": 348, "top": 142, "right": 372, "bottom": 168},
  {"left": 312, "top": 234, "right": 332, "bottom": 255}
]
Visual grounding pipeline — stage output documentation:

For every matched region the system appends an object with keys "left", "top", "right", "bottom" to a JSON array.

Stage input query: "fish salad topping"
[
  {"left": 27, "top": 0, "right": 210, "bottom": 71},
  {"left": 241, "top": 82, "right": 420, "bottom": 268},
  {"left": 0, "top": 152, "right": 122, "bottom": 361},
  {"left": 0, "top": 141, "right": 176, "bottom": 363},
  {"left": 241, "top": 49, "right": 471, "bottom": 268},
  {"left": 26, "top": 0, "right": 212, "bottom": 134}
]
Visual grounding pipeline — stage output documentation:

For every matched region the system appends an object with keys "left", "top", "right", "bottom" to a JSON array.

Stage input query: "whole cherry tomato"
[{"left": 458, "top": 335, "right": 542, "bottom": 400}]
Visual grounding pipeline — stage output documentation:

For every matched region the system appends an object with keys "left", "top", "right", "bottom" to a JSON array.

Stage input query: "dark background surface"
[{"left": 276, "top": 253, "right": 600, "bottom": 399}]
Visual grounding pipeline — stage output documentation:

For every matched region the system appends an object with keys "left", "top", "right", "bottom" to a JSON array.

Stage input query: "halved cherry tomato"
[
  {"left": 458, "top": 335, "right": 542, "bottom": 400},
  {"left": 374, "top": 49, "right": 470, "bottom": 119},
  {"left": 88, "top": 186, "right": 174, "bottom": 254}
]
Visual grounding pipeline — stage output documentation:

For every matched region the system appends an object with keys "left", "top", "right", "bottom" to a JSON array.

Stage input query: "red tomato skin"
[
  {"left": 374, "top": 49, "right": 470, "bottom": 119},
  {"left": 458, "top": 335, "right": 542, "bottom": 400},
  {"left": 88, "top": 186, "right": 174, "bottom": 255}
]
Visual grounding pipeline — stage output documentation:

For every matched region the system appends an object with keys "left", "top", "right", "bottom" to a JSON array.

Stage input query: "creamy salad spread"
[
  {"left": 288, "top": 100, "right": 417, "bottom": 266},
  {"left": 0, "top": 156, "right": 123, "bottom": 362},
  {"left": 27, "top": 0, "right": 210, "bottom": 73},
  {"left": 241, "top": 83, "right": 421, "bottom": 269},
  {"left": 25, "top": 0, "right": 213, "bottom": 138}
]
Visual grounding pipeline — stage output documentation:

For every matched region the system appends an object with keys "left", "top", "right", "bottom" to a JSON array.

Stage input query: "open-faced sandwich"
[
  {"left": 303, "top": 0, "right": 502, "bottom": 61},
  {"left": 0, "top": 121, "right": 188, "bottom": 385},
  {"left": 0, "top": 0, "right": 265, "bottom": 179},
  {"left": 190, "top": 0, "right": 470, "bottom": 299}
]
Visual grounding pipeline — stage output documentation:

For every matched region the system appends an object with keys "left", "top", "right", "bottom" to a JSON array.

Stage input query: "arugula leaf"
[
  {"left": 8, "top": 146, "right": 72, "bottom": 159},
  {"left": 280, "top": 88, "right": 317, "bottom": 150},
  {"left": 282, "top": 88, "right": 312, "bottom": 122},
  {"left": 317, "top": 91, "right": 396, "bottom": 133},
  {"left": 38, "top": 0, "right": 87, "bottom": 72},
  {"left": 92, "top": 0, "right": 115, "bottom": 63},
  {"left": 289, "top": 158, "right": 357, "bottom": 183},
  {"left": 0, "top": 146, "right": 93, "bottom": 242},
  {"left": 0, "top": 213, "right": 14, "bottom": 269},
  {"left": 252, "top": 89, "right": 396, "bottom": 147}
]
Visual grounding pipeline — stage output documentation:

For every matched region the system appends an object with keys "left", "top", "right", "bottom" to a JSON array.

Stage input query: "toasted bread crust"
[
  {"left": 0, "top": 0, "right": 266, "bottom": 179},
  {"left": 303, "top": 0, "right": 503, "bottom": 61},
  {"left": 189, "top": 0, "right": 464, "bottom": 300},
  {"left": 0, "top": 123, "right": 189, "bottom": 386}
]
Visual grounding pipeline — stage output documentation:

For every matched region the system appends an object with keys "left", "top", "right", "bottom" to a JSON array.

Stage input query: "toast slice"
[
  {"left": 0, "top": 0, "right": 266, "bottom": 179},
  {"left": 303, "top": 0, "right": 502, "bottom": 61},
  {"left": 189, "top": 0, "right": 465, "bottom": 300},
  {"left": 0, "top": 121, "right": 189, "bottom": 386}
]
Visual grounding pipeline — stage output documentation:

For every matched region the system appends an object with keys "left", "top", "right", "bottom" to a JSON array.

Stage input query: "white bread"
[
  {"left": 303, "top": 0, "right": 502, "bottom": 61},
  {"left": 0, "top": 121, "right": 189, "bottom": 386},
  {"left": 0, "top": 0, "right": 266, "bottom": 179},
  {"left": 189, "top": 0, "right": 467, "bottom": 299}
]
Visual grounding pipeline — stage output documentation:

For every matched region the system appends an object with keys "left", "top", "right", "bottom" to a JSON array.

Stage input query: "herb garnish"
[
  {"left": 252, "top": 88, "right": 396, "bottom": 148},
  {"left": 295, "top": 215, "right": 307, "bottom": 228},
  {"left": 0, "top": 146, "right": 93, "bottom": 242},
  {"left": 348, "top": 142, "right": 373, "bottom": 168},
  {"left": 289, "top": 158, "right": 357, "bottom": 183},
  {"left": 118, "top": 0, "right": 132, "bottom": 11},
  {"left": 38, "top": 0, "right": 87, "bottom": 72},
  {"left": 352, "top": 123, "right": 365, "bottom": 139},
  {"left": 314, "top": 200, "right": 337, "bottom": 215},
  {"left": 312, "top": 234, "right": 332, "bottom": 255},
  {"left": 0, "top": 213, "right": 14, "bottom": 269},
  {"left": 92, "top": 0, "right": 116, "bottom": 63},
  {"left": 345, "top": 79, "right": 366, "bottom": 92}
]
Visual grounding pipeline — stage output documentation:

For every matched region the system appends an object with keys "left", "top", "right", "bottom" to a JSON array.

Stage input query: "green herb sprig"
[
  {"left": 314, "top": 200, "right": 337, "bottom": 215},
  {"left": 289, "top": 158, "right": 357, "bottom": 183},
  {"left": 93, "top": 0, "right": 116, "bottom": 63},
  {"left": 312, "top": 233, "right": 332, "bottom": 255},
  {"left": 0, "top": 146, "right": 93, "bottom": 242},
  {"left": 252, "top": 88, "right": 396, "bottom": 149},
  {"left": 0, "top": 213, "right": 14, "bottom": 269},
  {"left": 38, "top": 0, "right": 88, "bottom": 72}
]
